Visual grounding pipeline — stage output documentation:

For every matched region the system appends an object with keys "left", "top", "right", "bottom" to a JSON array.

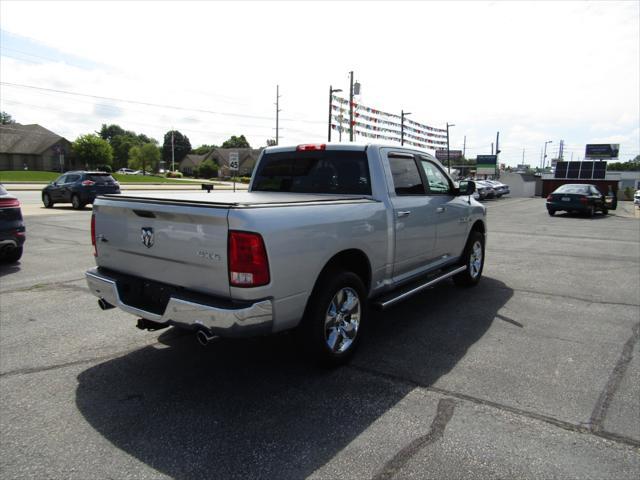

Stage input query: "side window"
[
  {"left": 389, "top": 156, "right": 425, "bottom": 195},
  {"left": 55, "top": 175, "right": 67, "bottom": 184},
  {"left": 420, "top": 160, "right": 451, "bottom": 194},
  {"left": 66, "top": 175, "right": 80, "bottom": 183}
]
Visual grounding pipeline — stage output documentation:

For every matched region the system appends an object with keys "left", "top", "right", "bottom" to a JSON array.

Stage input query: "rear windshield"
[
  {"left": 555, "top": 184, "right": 589, "bottom": 194},
  {"left": 252, "top": 150, "right": 371, "bottom": 195},
  {"left": 87, "top": 174, "right": 116, "bottom": 184}
]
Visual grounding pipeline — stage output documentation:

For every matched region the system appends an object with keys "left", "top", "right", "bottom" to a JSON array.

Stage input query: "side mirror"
[{"left": 458, "top": 180, "right": 476, "bottom": 196}]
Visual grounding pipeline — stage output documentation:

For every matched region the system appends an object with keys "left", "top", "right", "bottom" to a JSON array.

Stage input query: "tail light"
[
  {"left": 546, "top": 195, "right": 552, "bottom": 201},
  {"left": 228, "top": 231, "right": 270, "bottom": 287},
  {"left": 91, "top": 214, "right": 97, "bottom": 257},
  {"left": 296, "top": 144, "right": 326, "bottom": 151},
  {"left": 579, "top": 196, "right": 588, "bottom": 204},
  {"left": 0, "top": 198, "right": 20, "bottom": 208},
  {"left": 82, "top": 180, "right": 96, "bottom": 186}
]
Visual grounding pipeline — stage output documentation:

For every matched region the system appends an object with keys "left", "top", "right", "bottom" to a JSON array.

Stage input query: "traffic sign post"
[{"left": 229, "top": 152, "right": 239, "bottom": 192}]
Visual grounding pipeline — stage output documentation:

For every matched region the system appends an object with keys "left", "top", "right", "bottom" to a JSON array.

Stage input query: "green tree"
[
  {"left": 97, "top": 124, "right": 126, "bottom": 142},
  {"left": 129, "top": 143, "right": 161, "bottom": 174},
  {"left": 221, "top": 135, "right": 250, "bottom": 148},
  {"left": 110, "top": 133, "right": 141, "bottom": 170},
  {"left": 73, "top": 134, "right": 113, "bottom": 168},
  {"left": 1, "top": 112, "right": 16, "bottom": 124},
  {"left": 265, "top": 138, "right": 277, "bottom": 147},
  {"left": 193, "top": 144, "right": 216, "bottom": 155},
  {"left": 198, "top": 159, "right": 219, "bottom": 178},
  {"left": 162, "top": 130, "right": 191, "bottom": 168}
]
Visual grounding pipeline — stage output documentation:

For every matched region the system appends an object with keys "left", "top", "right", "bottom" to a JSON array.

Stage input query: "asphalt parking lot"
[{"left": 1, "top": 194, "right": 639, "bottom": 479}]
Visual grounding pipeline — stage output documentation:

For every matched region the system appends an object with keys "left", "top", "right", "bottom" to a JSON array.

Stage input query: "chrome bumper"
[{"left": 85, "top": 268, "right": 273, "bottom": 336}]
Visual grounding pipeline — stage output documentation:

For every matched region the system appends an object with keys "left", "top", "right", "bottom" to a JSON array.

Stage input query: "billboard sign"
[
  {"left": 585, "top": 144, "right": 619, "bottom": 159},
  {"left": 476, "top": 155, "right": 497, "bottom": 175},
  {"left": 435, "top": 149, "right": 462, "bottom": 161}
]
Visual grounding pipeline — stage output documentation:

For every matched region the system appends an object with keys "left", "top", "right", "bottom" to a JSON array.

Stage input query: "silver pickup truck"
[{"left": 86, "top": 144, "right": 486, "bottom": 365}]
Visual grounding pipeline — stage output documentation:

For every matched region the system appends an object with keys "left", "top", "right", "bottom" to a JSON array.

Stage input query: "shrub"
[
  {"left": 165, "top": 171, "right": 183, "bottom": 178},
  {"left": 198, "top": 159, "right": 219, "bottom": 179},
  {"left": 623, "top": 187, "right": 633, "bottom": 200},
  {"left": 96, "top": 164, "right": 113, "bottom": 173}
]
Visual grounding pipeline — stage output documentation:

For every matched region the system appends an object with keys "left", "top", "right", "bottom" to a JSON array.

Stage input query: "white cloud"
[{"left": 1, "top": 0, "right": 638, "bottom": 164}]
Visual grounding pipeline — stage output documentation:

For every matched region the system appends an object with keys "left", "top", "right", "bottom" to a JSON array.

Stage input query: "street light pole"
[
  {"left": 543, "top": 140, "right": 553, "bottom": 170},
  {"left": 401, "top": 110, "right": 411, "bottom": 146},
  {"left": 446, "top": 122, "right": 455, "bottom": 174},
  {"left": 328, "top": 86, "right": 342, "bottom": 142}
]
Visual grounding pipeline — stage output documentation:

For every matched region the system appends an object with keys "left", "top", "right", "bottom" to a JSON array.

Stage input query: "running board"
[{"left": 373, "top": 265, "right": 466, "bottom": 310}]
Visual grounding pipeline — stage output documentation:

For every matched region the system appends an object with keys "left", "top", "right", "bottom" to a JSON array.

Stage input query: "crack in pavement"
[
  {"left": 0, "top": 277, "right": 86, "bottom": 295},
  {"left": 373, "top": 398, "right": 456, "bottom": 480},
  {"left": 504, "top": 286, "right": 640, "bottom": 308},
  {"left": 588, "top": 322, "right": 640, "bottom": 433},
  {"left": 349, "top": 364, "right": 640, "bottom": 449}
]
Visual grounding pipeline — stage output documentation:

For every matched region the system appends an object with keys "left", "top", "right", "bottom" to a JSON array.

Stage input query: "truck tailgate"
[{"left": 93, "top": 196, "right": 231, "bottom": 298}]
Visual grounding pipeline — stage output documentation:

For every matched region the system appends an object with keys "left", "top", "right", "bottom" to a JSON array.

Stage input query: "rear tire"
[
  {"left": 548, "top": 209, "right": 555, "bottom": 216},
  {"left": 42, "top": 193, "right": 53, "bottom": 208},
  {"left": 71, "top": 194, "right": 84, "bottom": 210},
  {"left": 2, "top": 246, "right": 23, "bottom": 263},
  {"left": 602, "top": 207, "right": 608, "bottom": 215},
  {"left": 299, "top": 270, "right": 367, "bottom": 367},
  {"left": 453, "top": 231, "right": 485, "bottom": 287}
]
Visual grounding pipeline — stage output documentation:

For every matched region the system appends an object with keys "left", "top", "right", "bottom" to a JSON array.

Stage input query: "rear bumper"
[{"left": 85, "top": 268, "right": 273, "bottom": 337}]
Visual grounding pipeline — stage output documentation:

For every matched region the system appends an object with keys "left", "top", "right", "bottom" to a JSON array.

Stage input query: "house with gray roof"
[{"left": 0, "top": 123, "right": 77, "bottom": 171}]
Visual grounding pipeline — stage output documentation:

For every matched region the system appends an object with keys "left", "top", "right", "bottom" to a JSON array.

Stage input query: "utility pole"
[
  {"left": 522, "top": 148, "right": 525, "bottom": 163},
  {"left": 495, "top": 131, "right": 500, "bottom": 177},
  {"left": 171, "top": 130, "right": 175, "bottom": 172},
  {"left": 328, "top": 85, "right": 343, "bottom": 142},
  {"left": 463, "top": 135, "right": 466, "bottom": 157},
  {"left": 349, "top": 71, "right": 354, "bottom": 142},
  {"left": 275, "top": 85, "right": 281, "bottom": 145},
  {"left": 491, "top": 143, "right": 494, "bottom": 155},
  {"left": 446, "top": 122, "right": 455, "bottom": 174},
  {"left": 401, "top": 110, "right": 411, "bottom": 146}
]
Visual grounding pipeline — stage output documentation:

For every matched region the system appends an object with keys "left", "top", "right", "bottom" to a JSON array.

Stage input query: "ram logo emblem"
[{"left": 141, "top": 227, "right": 154, "bottom": 248}]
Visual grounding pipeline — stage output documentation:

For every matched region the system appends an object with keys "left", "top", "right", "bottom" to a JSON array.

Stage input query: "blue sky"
[{"left": 1, "top": 1, "right": 638, "bottom": 166}]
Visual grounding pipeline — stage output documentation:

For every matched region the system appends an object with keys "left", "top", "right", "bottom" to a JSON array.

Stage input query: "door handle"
[
  {"left": 397, "top": 211, "right": 411, "bottom": 218},
  {"left": 436, "top": 207, "right": 446, "bottom": 213}
]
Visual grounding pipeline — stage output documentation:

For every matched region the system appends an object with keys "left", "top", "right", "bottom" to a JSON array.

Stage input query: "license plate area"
[
  {"left": 561, "top": 197, "right": 571, "bottom": 201},
  {"left": 117, "top": 277, "right": 180, "bottom": 314}
]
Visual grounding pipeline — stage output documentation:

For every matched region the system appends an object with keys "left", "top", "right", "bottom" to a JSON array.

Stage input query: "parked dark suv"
[
  {"left": 42, "top": 171, "right": 120, "bottom": 209},
  {"left": 0, "top": 184, "right": 25, "bottom": 263}
]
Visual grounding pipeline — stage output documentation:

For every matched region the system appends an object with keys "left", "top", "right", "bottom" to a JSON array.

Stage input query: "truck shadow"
[{"left": 75, "top": 277, "right": 512, "bottom": 479}]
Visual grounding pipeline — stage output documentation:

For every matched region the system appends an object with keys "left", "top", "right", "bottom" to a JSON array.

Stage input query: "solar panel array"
[{"left": 554, "top": 161, "right": 607, "bottom": 179}]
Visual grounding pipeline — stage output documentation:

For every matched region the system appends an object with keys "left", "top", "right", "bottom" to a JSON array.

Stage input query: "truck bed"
[{"left": 102, "top": 191, "right": 375, "bottom": 208}]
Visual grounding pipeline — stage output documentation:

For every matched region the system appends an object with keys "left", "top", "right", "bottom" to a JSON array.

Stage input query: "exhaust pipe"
[
  {"left": 98, "top": 298, "right": 115, "bottom": 310},
  {"left": 196, "top": 329, "right": 218, "bottom": 346}
]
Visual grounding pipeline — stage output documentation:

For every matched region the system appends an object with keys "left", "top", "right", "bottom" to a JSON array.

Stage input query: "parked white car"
[
  {"left": 634, "top": 189, "right": 640, "bottom": 206},
  {"left": 117, "top": 168, "right": 136, "bottom": 175}
]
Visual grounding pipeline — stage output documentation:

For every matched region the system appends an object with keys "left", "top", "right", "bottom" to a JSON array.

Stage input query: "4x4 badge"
[{"left": 141, "top": 227, "right": 154, "bottom": 248}]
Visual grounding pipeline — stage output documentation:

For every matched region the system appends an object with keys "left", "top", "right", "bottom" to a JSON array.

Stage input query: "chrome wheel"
[
  {"left": 469, "top": 240, "right": 483, "bottom": 279},
  {"left": 324, "top": 287, "right": 361, "bottom": 353}
]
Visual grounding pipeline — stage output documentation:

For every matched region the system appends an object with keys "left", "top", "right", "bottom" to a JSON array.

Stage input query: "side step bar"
[{"left": 373, "top": 265, "right": 467, "bottom": 310}]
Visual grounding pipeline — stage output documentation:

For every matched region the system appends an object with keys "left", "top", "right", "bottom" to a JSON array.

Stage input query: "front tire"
[
  {"left": 299, "top": 270, "right": 367, "bottom": 367},
  {"left": 548, "top": 209, "right": 556, "bottom": 216},
  {"left": 602, "top": 207, "right": 608, "bottom": 215},
  {"left": 453, "top": 231, "right": 485, "bottom": 287}
]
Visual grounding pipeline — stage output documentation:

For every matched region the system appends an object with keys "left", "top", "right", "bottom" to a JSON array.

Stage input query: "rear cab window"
[
  {"left": 87, "top": 174, "right": 116, "bottom": 184},
  {"left": 252, "top": 150, "right": 371, "bottom": 195}
]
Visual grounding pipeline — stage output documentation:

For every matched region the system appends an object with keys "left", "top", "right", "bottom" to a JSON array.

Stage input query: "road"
[{"left": 1, "top": 193, "right": 639, "bottom": 479}]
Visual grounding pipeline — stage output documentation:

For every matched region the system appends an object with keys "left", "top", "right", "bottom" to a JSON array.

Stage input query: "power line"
[{"left": 0, "top": 81, "right": 325, "bottom": 125}]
